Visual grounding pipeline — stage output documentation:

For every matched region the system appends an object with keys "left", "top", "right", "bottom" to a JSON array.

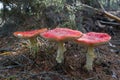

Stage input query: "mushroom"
[
  {"left": 41, "top": 28, "right": 83, "bottom": 63},
  {"left": 13, "top": 28, "right": 47, "bottom": 57},
  {"left": 75, "top": 32, "right": 111, "bottom": 70}
]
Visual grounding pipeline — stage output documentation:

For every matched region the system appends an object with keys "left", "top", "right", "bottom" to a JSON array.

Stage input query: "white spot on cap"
[{"left": 17, "top": 34, "right": 23, "bottom": 38}]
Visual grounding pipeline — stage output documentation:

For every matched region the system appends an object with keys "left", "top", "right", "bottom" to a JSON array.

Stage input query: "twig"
[
  {"left": 0, "top": 47, "right": 13, "bottom": 52},
  {"left": 104, "top": 11, "right": 120, "bottom": 22},
  {"left": 85, "top": 77, "right": 96, "bottom": 80},
  {"left": 0, "top": 65, "right": 22, "bottom": 69},
  {"left": 81, "top": 4, "right": 120, "bottom": 23},
  {"left": 97, "top": 0, "right": 105, "bottom": 11},
  {"left": 99, "top": 20, "right": 120, "bottom": 26},
  {"left": 21, "top": 54, "right": 34, "bottom": 64}
]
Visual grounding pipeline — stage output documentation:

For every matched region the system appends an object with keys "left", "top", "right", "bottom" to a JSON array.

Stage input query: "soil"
[{"left": 0, "top": 27, "right": 120, "bottom": 80}]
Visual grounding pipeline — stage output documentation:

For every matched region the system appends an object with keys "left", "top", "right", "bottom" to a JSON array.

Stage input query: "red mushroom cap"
[
  {"left": 75, "top": 32, "right": 111, "bottom": 46},
  {"left": 41, "top": 28, "right": 83, "bottom": 41},
  {"left": 13, "top": 28, "right": 47, "bottom": 38}
]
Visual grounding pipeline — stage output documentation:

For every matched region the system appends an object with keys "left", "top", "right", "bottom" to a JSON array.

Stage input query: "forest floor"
[{"left": 0, "top": 26, "right": 120, "bottom": 80}]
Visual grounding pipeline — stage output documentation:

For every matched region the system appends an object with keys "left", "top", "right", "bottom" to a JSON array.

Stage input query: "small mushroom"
[
  {"left": 41, "top": 28, "right": 83, "bottom": 63},
  {"left": 13, "top": 28, "right": 47, "bottom": 57},
  {"left": 75, "top": 32, "right": 111, "bottom": 70}
]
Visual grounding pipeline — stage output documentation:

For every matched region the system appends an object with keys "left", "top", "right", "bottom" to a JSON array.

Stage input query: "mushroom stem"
[
  {"left": 85, "top": 46, "right": 96, "bottom": 70},
  {"left": 28, "top": 37, "right": 39, "bottom": 57},
  {"left": 56, "top": 42, "right": 66, "bottom": 63}
]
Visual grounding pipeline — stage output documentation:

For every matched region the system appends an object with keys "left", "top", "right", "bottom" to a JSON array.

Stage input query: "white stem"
[
  {"left": 56, "top": 42, "right": 66, "bottom": 63},
  {"left": 85, "top": 46, "right": 96, "bottom": 70}
]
